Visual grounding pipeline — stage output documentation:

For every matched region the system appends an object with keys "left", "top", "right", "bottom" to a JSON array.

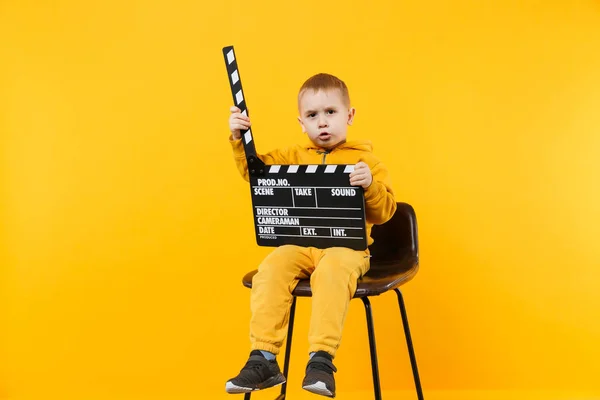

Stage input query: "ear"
[
  {"left": 347, "top": 107, "right": 356, "bottom": 126},
  {"left": 297, "top": 116, "right": 307, "bottom": 133}
]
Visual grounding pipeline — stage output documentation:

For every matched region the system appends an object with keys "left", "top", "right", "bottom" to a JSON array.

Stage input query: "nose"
[{"left": 318, "top": 114, "right": 328, "bottom": 128}]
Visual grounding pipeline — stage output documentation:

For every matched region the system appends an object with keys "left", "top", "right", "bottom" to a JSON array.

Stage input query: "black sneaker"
[
  {"left": 302, "top": 351, "right": 337, "bottom": 398},
  {"left": 225, "top": 350, "right": 286, "bottom": 394}
]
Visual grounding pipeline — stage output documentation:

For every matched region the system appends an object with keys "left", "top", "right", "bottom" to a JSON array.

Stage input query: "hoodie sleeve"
[
  {"left": 229, "top": 135, "right": 291, "bottom": 182},
  {"left": 362, "top": 161, "right": 397, "bottom": 225}
]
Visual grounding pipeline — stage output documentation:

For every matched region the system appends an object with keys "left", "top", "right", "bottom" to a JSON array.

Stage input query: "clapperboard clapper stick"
[{"left": 222, "top": 46, "right": 368, "bottom": 250}]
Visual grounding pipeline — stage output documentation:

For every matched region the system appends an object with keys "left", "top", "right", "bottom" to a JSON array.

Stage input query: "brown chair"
[{"left": 241, "top": 202, "right": 424, "bottom": 400}]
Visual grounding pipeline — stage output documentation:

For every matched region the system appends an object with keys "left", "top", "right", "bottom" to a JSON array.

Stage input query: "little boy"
[{"left": 225, "top": 73, "right": 396, "bottom": 398}]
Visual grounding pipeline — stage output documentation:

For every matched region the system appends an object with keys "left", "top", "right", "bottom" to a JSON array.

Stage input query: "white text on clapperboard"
[{"left": 252, "top": 178, "right": 362, "bottom": 240}]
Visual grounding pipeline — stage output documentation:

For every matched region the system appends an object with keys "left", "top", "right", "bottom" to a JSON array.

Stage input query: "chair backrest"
[{"left": 367, "top": 202, "right": 419, "bottom": 267}]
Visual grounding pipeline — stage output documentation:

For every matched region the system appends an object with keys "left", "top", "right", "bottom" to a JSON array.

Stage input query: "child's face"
[{"left": 297, "top": 89, "right": 355, "bottom": 150}]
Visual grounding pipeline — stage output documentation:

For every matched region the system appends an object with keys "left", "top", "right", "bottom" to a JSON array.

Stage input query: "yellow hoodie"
[{"left": 230, "top": 137, "right": 397, "bottom": 246}]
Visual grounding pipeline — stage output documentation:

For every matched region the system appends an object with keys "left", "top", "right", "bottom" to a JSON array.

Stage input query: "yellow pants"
[{"left": 250, "top": 245, "right": 370, "bottom": 357}]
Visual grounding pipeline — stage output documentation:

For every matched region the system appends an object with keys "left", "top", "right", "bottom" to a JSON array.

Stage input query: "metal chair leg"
[
  {"left": 276, "top": 296, "right": 297, "bottom": 400},
  {"left": 362, "top": 296, "right": 383, "bottom": 400},
  {"left": 394, "top": 288, "right": 424, "bottom": 400},
  {"left": 244, "top": 297, "right": 297, "bottom": 400}
]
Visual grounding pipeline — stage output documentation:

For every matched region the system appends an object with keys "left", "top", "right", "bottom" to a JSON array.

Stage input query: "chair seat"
[{"left": 241, "top": 255, "right": 419, "bottom": 298}]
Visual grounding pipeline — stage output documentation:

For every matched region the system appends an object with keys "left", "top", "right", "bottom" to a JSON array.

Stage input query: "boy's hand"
[
  {"left": 229, "top": 105, "right": 251, "bottom": 140},
  {"left": 349, "top": 162, "right": 373, "bottom": 189}
]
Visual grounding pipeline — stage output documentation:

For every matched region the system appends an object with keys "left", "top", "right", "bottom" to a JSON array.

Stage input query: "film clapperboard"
[{"left": 223, "top": 46, "right": 368, "bottom": 251}]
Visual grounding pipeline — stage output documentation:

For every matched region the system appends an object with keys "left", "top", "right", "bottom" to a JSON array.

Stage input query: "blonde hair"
[{"left": 298, "top": 73, "right": 350, "bottom": 108}]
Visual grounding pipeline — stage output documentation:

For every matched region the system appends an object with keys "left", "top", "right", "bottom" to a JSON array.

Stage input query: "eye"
[
  {"left": 326, "top": 109, "right": 336, "bottom": 115},
  {"left": 308, "top": 113, "right": 316, "bottom": 118}
]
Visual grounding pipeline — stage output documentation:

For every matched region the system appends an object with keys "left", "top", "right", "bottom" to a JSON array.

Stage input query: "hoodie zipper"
[{"left": 316, "top": 149, "right": 331, "bottom": 164}]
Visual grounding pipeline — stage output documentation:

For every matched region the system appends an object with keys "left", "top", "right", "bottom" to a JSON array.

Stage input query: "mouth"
[{"left": 318, "top": 132, "right": 331, "bottom": 140}]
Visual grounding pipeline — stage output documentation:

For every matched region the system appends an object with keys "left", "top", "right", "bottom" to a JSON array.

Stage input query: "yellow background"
[{"left": 1, "top": 0, "right": 599, "bottom": 399}]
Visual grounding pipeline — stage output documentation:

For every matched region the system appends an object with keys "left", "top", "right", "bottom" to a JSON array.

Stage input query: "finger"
[
  {"left": 231, "top": 123, "right": 250, "bottom": 131},
  {"left": 349, "top": 176, "right": 363, "bottom": 185},
  {"left": 350, "top": 167, "right": 365, "bottom": 177},
  {"left": 230, "top": 106, "right": 241, "bottom": 113},
  {"left": 231, "top": 118, "right": 251, "bottom": 127},
  {"left": 349, "top": 173, "right": 360, "bottom": 181},
  {"left": 232, "top": 114, "right": 250, "bottom": 122},
  {"left": 233, "top": 116, "right": 251, "bottom": 124}
]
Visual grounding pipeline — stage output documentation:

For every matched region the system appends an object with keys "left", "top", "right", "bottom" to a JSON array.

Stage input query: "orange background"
[{"left": 1, "top": 1, "right": 599, "bottom": 399}]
